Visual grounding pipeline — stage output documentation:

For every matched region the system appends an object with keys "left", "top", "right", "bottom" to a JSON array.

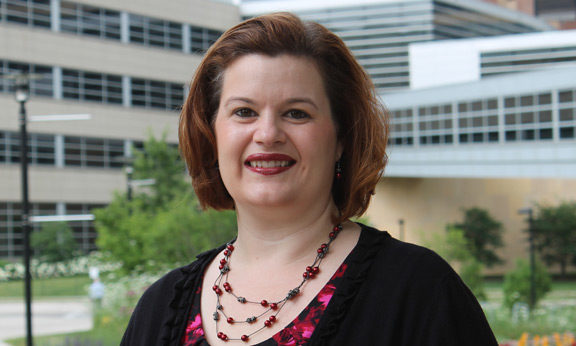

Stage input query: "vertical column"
[
  {"left": 551, "top": 90, "right": 560, "bottom": 143},
  {"left": 56, "top": 202, "right": 65, "bottom": 216},
  {"left": 50, "top": 0, "right": 61, "bottom": 32},
  {"left": 451, "top": 101, "right": 458, "bottom": 146},
  {"left": 182, "top": 24, "right": 190, "bottom": 54},
  {"left": 497, "top": 95, "right": 505, "bottom": 144},
  {"left": 55, "top": 134, "right": 64, "bottom": 168},
  {"left": 53, "top": 66, "right": 62, "bottom": 100},
  {"left": 412, "top": 107, "right": 419, "bottom": 148},
  {"left": 122, "top": 76, "right": 131, "bottom": 107},
  {"left": 124, "top": 139, "right": 133, "bottom": 159},
  {"left": 120, "top": 12, "right": 130, "bottom": 44}
]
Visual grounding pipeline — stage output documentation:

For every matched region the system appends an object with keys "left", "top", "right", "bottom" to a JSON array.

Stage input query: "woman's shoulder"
[{"left": 357, "top": 223, "right": 458, "bottom": 281}]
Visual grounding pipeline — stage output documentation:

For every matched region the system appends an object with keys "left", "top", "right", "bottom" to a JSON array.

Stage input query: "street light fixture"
[
  {"left": 8, "top": 72, "right": 91, "bottom": 346},
  {"left": 14, "top": 73, "right": 34, "bottom": 346},
  {"left": 518, "top": 207, "right": 536, "bottom": 310}
]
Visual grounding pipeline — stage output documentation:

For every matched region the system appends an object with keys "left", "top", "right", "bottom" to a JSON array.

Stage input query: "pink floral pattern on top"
[{"left": 182, "top": 262, "right": 348, "bottom": 346}]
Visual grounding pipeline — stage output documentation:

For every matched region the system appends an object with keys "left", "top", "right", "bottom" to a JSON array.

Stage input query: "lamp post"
[
  {"left": 15, "top": 74, "right": 33, "bottom": 346},
  {"left": 398, "top": 218, "right": 405, "bottom": 241},
  {"left": 518, "top": 207, "right": 535, "bottom": 309}
]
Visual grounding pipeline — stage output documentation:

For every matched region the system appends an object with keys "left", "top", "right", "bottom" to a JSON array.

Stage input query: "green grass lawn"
[{"left": 0, "top": 276, "right": 91, "bottom": 298}]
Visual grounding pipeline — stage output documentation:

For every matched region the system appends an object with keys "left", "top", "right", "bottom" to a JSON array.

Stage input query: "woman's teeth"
[{"left": 249, "top": 161, "right": 291, "bottom": 168}]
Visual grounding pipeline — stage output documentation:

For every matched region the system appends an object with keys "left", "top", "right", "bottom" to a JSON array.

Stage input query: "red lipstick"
[{"left": 244, "top": 153, "right": 296, "bottom": 175}]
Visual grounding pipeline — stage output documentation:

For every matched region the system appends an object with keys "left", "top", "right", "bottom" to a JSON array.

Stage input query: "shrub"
[{"left": 503, "top": 258, "right": 551, "bottom": 310}]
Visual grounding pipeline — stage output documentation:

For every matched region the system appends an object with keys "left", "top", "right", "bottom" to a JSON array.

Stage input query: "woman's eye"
[
  {"left": 286, "top": 110, "right": 310, "bottom": 120},
  {"left": 234, "top": 108, "right": 256, "bottom": 118}
]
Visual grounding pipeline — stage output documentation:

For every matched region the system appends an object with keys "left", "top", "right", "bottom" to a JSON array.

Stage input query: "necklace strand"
[{"left": 212, "top": 224, "right": 343, "bottom": 342}]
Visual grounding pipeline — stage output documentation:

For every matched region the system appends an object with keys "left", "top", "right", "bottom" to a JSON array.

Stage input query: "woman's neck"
[{"left": 232, "top": 200, "right": 339, "bottom": 266}]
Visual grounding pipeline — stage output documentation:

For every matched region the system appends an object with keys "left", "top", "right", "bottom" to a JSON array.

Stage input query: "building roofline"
[
  {"left": 380, "top": 66, "right": 576, "bottom": 107},
  {"left": 240, "top": 0, "right": 552, "bottom": 30}
]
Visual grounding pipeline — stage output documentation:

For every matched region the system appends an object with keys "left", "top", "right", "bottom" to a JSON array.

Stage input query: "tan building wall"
[{"left": 366, "top": 177, "right": 576, "bottom": 276}]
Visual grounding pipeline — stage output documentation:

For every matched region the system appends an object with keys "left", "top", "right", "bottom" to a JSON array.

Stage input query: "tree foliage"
[
  {"left": 531, "top": 201, "right": 576, "bottom": 277},
  {"left": 452, "top": 207, "right": 504, "bottom": 268},
  {"left": 425, "top": 227, "right": 486, "bottom": 301},
  {"left": 94, "top": 133, "right": 236, "bottom": 273},
  {"left": 503, "top": 258, "right": 551, "bottom": 310},
  {"left": 31, "top": 222, "right": 78, "bottom": 263}
]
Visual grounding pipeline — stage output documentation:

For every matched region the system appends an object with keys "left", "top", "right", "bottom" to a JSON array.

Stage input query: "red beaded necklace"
[{"left": 212, "top": 223, "right": 343, "bottom": 342}]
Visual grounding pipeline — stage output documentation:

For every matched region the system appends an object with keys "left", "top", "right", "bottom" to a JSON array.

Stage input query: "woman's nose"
[{"left": 253, "top": 113, "right": 286, "bottom": 146}]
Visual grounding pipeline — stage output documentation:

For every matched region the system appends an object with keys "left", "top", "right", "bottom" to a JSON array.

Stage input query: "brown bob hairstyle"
[{"left": 179, "top": 12, "right": 388, "bottom": 222}]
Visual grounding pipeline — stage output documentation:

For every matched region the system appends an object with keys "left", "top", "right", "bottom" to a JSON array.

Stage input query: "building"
[
  {"left": 241, "top": 0, "right": 551, "bottom": 92},
  {"left": 370, "top": 31, "right": 576, "bottom": 274},
  {"left": 481, "top": 0, "right": 576, "bottom": 30},
  {"left": 0, "top": 0, "right": 240, "bottom": 258}
]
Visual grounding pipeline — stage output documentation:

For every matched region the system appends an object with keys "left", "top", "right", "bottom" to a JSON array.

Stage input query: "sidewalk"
[{"left": 0, "top": 297, "right": 92, "bottom": 344}]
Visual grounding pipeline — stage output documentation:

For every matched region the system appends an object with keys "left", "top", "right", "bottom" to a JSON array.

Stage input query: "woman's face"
[{"left": 214, "top": 54, "right": 342, "bottom": 210}]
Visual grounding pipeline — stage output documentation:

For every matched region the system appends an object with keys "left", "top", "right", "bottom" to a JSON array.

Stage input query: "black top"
[{"left": 121, "top": 224, "right": 498, "bottom": 346}]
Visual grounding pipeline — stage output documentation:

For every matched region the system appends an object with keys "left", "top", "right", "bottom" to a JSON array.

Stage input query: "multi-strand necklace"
[{"left": 212, "top": 223, "right": 343, "bottom": 342}]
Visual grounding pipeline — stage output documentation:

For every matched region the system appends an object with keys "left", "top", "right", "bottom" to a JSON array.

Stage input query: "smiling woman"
[{"left": 121, "top": 13, "right": 498, "bottom": 346}]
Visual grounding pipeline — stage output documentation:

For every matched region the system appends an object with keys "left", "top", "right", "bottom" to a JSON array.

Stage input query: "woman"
[{"left": 122, "top": 13, "right": 497, "bottom": 345}]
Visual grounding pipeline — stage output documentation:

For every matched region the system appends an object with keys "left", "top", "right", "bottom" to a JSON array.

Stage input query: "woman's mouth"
[{"left": 245, "top": 154, "right": 296, "bottom": 175}]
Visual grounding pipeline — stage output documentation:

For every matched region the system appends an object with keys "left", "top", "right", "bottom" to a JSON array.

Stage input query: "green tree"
[
  {"left": 452, "top": 207, "right": 504, "bottom": 268},
  {"left": 532, "top": 201, "right": 576, "bottom": 277},
  {"left": 94, "top": 133, "right": 236, "bottom": 273},
  {"left": 425, "top": 227, "right": 486, "bottom": 300},
  {"left": 503, "top": 258, "right": 551, "bottom": 310},
  {"left": 31, "top": 222, "right": 77, "bottom": 263}
]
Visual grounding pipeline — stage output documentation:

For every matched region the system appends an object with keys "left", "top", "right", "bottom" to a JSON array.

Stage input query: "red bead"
[
  {"left": 329, "top": 232, "right": 336, "bottom": 239},
  {"left": 312, "top": 266, "right": 320, "bottom": 274},
  {"left": 218, "top": 264, "right": 224, "bottom": 270},
  {"left": 227, "top": 317, "right": 234, "bottom": 324},
  {"left": 218, "top": 332, "right": 224, "bottom": 338},
  {"left": 269, "top": 315, "right": 276, "bottom": 322},
  {"left": 336, "top": 173, "right": 342, "bottom": 179},
  {"left": 216, "top": 288, "right": 223, "bottom": 295},
  {"left": 317, "top": 248, "right": 323, "bottom": 253},
  {"left": 213, "top": 285, "right": 218, "bottom": 291},
  {"left": 321, "top": 243, "right": 327, "bottom": 248},
  {"left": 270, "top": 303, "right": 278, "bottom": 310},
  {"left": 261, "top": 300, "right": 268, "bottom": 307},
  {"left": 264, "top": 320, "right": 271, "bottom": 327},
  {"left": 241, "top": 335, "right": 249, "bottom": 342},
  {"left": 222, "top": 334, "right": 228, "bottom": 341},
  {"left": 227, "top": 244, "right": 234, "bottom": 251},
  {"left": 333, "top": 226, "right": 339, "bottom": 232},
  {"left": 224, "top": 250, "right": 229, "bottom": 256},
  {"left": 306, "top": 266, "right": 312, "bottom": 272},
  {"left": 220, "top": 258, "right": 227, "bottom": 265}
]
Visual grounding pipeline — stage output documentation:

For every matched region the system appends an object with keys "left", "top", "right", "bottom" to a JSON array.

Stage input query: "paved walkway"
[{"left": 0, "top": 297, "right": 92, "bottom": 344}]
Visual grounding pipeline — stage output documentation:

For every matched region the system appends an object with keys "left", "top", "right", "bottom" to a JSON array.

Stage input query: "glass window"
[
  {"left": 559, "top": 90, "right": 574, "bottom": 103},
  {"left": 521, "top": 112, "right": 534, "bottom": 124},
  {"left": 3, "top": 0, "right": 51, "bottom": 28},
  {"left": 559, "top": 108, "right": 574, "bottom": 121},
  {"left": 537, "top": 93, "right": 552, "bottom": 105},
  {"left": 538, "top": 110, "right": 552, "bottom": 123},
  {"left": 504, "top": 97, "right": 515, "bottom": 108},
  {"left": 0, "top": 60, "right": 53, "bottom": 98},
  {"left": 505, "top": 131, "right": 517, "bottom": 141},
  {"left": 131, "top": 78, "right": 183, "bottom": 110},
  {"left": 60, "top": 1, "right": 121, "bottom": 40},
  {"left": 62, "top": 69, "right": 123, "bottom": 104},
  {"left": 560, "top": 127, "right": 574, "bottom": 139},
  {"left": 129, "top": 14, "right": 183, "bottom": 50},
  {"left": 0, "top": 131, "right": 55, "bottom": 165},
  {"left": 520, "top": 95, "right": 533, "bottom": 107},
  {"left": 539, "top": 128, "right": 552, "bottom": 140},
  {"left": 64, "top": 136, "right": 124, "bottom": 168}
]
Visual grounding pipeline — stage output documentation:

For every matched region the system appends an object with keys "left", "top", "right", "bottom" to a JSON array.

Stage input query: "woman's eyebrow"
[
  {"left": 285, "top": 98, "right": 319, "bottom": 110},
  {"left": 224, "top": 97, "right": 255, "bottom": 107}
]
